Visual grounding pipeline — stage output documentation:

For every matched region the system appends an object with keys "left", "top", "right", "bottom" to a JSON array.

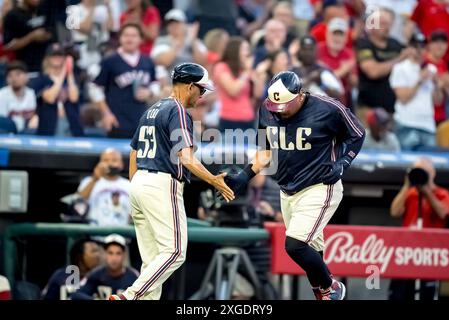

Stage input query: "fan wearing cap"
[
  {"left": 72, "top": 234, "right": 139, "bottom": 300},
  {"left": 291, "top": 35, "right": 344, "bottom": 100},
  {"left": 28, "top": 43, "right": 84, "bottom": 137},
  {"left": 317, "top": 17, "right": 357, "bottom": 106},
  {"left": 390, "top": 32, "right": 444, "bottom": 150},
  {"left": 111, "top": 63, "right": 234, "bottom": 301},
  {"left": 0, "top": 61, "right": 37, "bottom": 134},
  {"left": 223, "top": 71, "right": 365, "bottom": 300},
  {"left": 151, "top": 9, "right": 207, "bottom": 75},
  {"left": 362, "top": 107, "right": 401, "bottom": 152}
]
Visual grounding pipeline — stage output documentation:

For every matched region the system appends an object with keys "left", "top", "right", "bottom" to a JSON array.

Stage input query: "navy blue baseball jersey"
[
  {"left": 130, "top": 97, "right": 194, "bottom": 183},
  {"left": 258, "top": 93, "right": 365, "bottom": 195},
  {"left": 94, "top": 52, "right": 156, "bottom": 138},
  {"left": 71, "top": 266, "right": 139, "bottom": 300},
  {"left": 42, "top": 267, "right": 80, "bottom": 300}
]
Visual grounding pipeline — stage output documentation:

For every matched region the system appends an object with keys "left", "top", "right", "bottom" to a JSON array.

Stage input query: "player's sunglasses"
[{"left": 193, "top": 84, "right": 206, "bottom": 96}]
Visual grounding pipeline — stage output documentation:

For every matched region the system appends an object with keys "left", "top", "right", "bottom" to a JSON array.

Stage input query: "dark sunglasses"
[{"left": 193, "top": 84, "right": 206, "bottom": 96}]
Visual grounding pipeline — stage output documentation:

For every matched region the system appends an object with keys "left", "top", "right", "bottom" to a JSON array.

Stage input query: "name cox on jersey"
[{"left": 266, "top": 126, "right": 312, "bottom": 150}]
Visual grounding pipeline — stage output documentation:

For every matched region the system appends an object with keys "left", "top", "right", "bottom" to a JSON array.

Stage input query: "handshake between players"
[{"left": 116, "top": 64, "right": 364, "bottom": 301}]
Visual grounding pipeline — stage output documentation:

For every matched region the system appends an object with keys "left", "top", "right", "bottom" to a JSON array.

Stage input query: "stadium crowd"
[{"left": 0, "top": 0, "right": 448, "bottom": 150}]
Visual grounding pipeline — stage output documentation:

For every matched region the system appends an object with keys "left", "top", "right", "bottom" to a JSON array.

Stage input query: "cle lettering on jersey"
[{"left": 266, "top": 126, "right": 312, "bottom": 150}]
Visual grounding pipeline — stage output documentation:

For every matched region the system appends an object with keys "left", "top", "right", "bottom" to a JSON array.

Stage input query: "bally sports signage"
[{"left": 264, "top": 223, "right": 449, "bottom": 280}]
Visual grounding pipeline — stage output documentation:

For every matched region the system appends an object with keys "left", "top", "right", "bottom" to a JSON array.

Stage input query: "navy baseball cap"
[
  {"left": 429, "top": 30, "right": 448, "bottom": 42},
  {"left": 45, "top": 43, "right": 65, "bottom": 56}
]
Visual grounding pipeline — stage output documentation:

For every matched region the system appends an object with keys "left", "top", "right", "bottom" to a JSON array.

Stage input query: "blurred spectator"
[
  {"left": 203, "top": 28, "right": 229, "bottom": 72},
  {"left": 151, "top": 9, "right": 207, "bottom": 75},
  {"left": 120, "top": 0, "right": 161, "bottom": 56},
  {"left": 77, "top": 148, "right": 131, "bottom": 227},
  {"left": 310, "top": 1, "right": 353, "bottom": 49},
  {"left": 411, "top": 0, "right": 449, "bottom": 52},
  {"left": 237, "top": 0, "right": 276, "bottom": 39},
  {"left": 292, "top": 35, "right": 344, "bottom": 99},
  {"left": 317, "top": 17, "right": 357, "bottom": 106},
  {"left": 92, "top": 23, "right": 157, "bottom": 139},
  {"left": 79, "top": 102, "right": 106, "bottom": 137},
  {"left": 253, "top": 19, "right": 287, "bottom": 65},
  {"left": 29, "top": 43, "right": 83, "bottom": 137},
  {"left": 424, "top": 30, "right": 449, "bottom": 124},
  {"left": 256, "top": 48, "right": 289, "bottom": 97},
  {"left": 0, "top": 61, "right": 37, "bottom": 134},
  {"left": 72, "top": 234, "right": 138, "bottom": 300},
  {"left": 364, "top": 0, "right": 416, "bottom": 45},
  {"left": 390, "top": 157, "right": 449, "bottom": 300},
  {"left": 3, "top": 0, "right": 52, "bottom": 73},
  {"left": 42, "top": 238, "right": 102, "bottom": 300},
  {"left": 356, "top": 8, "right": 412, "bottom": 122},
  {"left": 213, "top": 36, "right": 265, "bottom": 132},
  {"left": 200, "top": 30, "right": 228, "bottom": 130},
  {"left": 362, "top": 107, "right": 401, "bottom": 152},
  {"left": 390, "top": 33, "right": 443, "bottom": 151},
  {"left": 249, "top": 174, "right": 283, "bottom": 223},
  {"left": 0, "top": 275, "right": 11, "bottom": 300},
  {"left": 271, "top": 1, "right": 298, "bottom": 48},
  {"left": 70, "top": 0, "right": 114, "bottom": 71},
  {"left": 0, "top": 0, "right": 15, "bottom": 86},
  {"left": 195, "top": 0, "right": 239, "bottom": 38},
  {"left": 291, "top": 0, "right": 316, "bottom": 38},
  {"left": 436, "top": 119, "right": 449, "bottom": 148}
]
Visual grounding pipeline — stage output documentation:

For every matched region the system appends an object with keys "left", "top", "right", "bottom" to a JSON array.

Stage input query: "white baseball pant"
[
  {"left": 122, "top": 170, "right": 187, "bottom": 300},
  {"left": 280, "top": 180, "right": 343, "bottom": 252}
]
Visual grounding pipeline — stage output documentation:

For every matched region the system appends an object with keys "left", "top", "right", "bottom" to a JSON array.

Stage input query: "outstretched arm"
[
  {"left": 224, "top": 150, "right": 272, "bottom": 196},
  {"left": 178, "top": 147, "right": 234, "bottom": 202}
]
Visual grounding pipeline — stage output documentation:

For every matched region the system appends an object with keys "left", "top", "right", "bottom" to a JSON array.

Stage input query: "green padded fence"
[{"left": 3, "top": 219, "right": 269, "bottom": 287}]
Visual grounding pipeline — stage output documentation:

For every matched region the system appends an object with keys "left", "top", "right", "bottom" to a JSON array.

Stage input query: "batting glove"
[
  {"left": 222, "top": 165, "right": 257, "bottom": 197},
  {"left": 321, "top": 158, "right": 350, "bottom": 185}
]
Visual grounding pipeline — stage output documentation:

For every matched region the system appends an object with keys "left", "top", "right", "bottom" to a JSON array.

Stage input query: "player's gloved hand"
[
  {"left": 218, "top": 165, "right": 257, "bottom": 199},
  {"left": 321, "top": 159, "right": 350, "bottom": 185},
  {"left": 224, "top": 173, "right": 250, "bottom": 196}
]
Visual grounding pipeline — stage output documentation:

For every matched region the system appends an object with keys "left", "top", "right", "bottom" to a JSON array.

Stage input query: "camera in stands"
[{"left": 407, "top": 168, "right": 429, "bottom": 187}]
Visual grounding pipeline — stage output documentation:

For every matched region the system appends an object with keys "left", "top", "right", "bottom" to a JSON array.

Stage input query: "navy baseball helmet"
[
  {"left": 172, "top": 62, "right": 214, "bottom": 91},
  {"left": 265, "top": 71, "right": 302, "bottom": 112}
]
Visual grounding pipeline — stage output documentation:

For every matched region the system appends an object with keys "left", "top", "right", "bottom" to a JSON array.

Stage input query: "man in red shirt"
[
  {"left": 317, "top": 17, "right": 356, "bottom": 106},
  {"left": 411, "top": 0, "right": 449, "bottom": 41},
  {"left": 389, "top": 157, "right": 449, "bottom": 299},
  {"left": 310, "top": 1, "right": 354, "bottom": 48},
  {"left": 411, "top": 0, "right": 449, "bottom": 62}
]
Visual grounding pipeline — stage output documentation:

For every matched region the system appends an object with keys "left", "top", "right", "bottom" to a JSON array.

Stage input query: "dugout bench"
[{"left": 3, "top": 220, "right": 269, "bottom": 300}]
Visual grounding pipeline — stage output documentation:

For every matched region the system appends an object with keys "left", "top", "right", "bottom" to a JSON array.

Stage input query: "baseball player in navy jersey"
[
  {"left": 224, "top": 71, "right": 365, "bottom": 300},
  {"left": 109, "top": 63, "right": 234, "bottom": 300}
]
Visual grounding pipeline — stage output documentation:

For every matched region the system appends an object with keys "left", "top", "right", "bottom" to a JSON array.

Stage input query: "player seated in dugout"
[
  {"left": 71, "top": 234, "right": 139, "bottom": 300},
  {"left": 42, "top": 238, "right": 103, "bottom": 300}
]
